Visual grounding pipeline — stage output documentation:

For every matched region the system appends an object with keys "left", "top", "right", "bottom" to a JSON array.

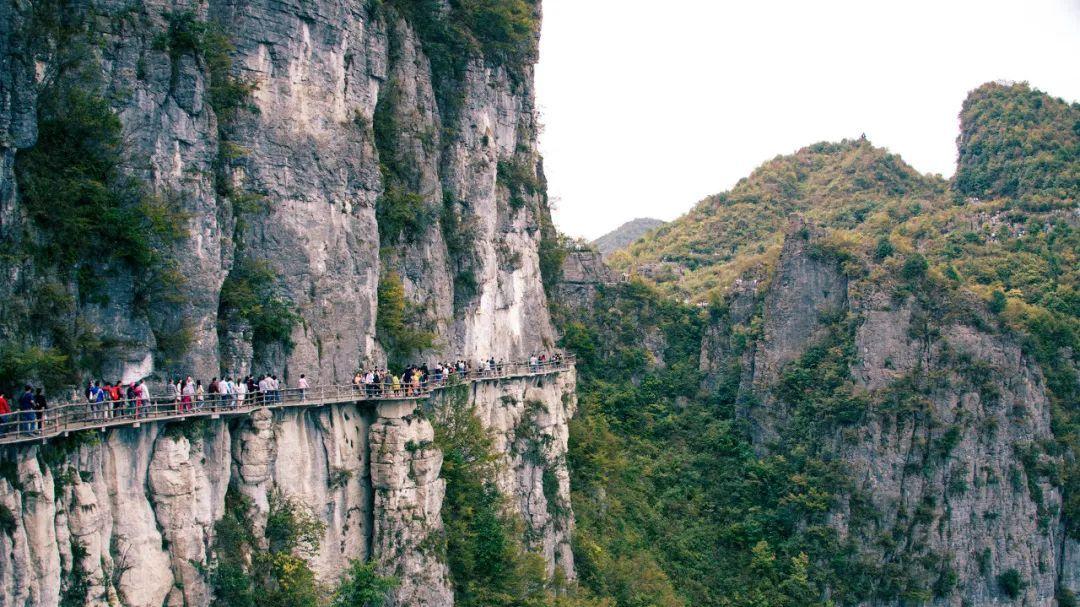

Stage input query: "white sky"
[{"left": 536, "top": 0, "right": 1080, "bottom": 240}]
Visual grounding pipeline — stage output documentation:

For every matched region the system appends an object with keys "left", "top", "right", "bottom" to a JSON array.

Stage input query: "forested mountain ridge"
[
  {"left": 608, "top": 137, "right": 948, "bottom": 298},
  {"left": 956, "top": 81, "right": 1080, "bottom": 200},
  {"left": 557, "top": 81, "right": 1079, "bottom": 606}
]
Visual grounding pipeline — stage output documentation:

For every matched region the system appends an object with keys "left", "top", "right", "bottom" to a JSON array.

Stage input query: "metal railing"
[{"left": 0, "top": 357, "right": 574, "bottom": 446}]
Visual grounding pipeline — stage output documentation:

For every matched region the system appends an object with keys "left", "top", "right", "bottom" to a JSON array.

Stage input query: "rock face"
[
  {"left": 700, "top": 221, "right": 1077, "bottom": 605},
  {"left": 0, "top": 0, "right": 554, "bottom": 381},
  {"left": 557, "top": 250, "right": 616, "bottom": 310},
  {"left": 0, "top": 372, "right": 574, "bottom": 606},
  {"left": 446, "top": 369, "right": 578, "bottom": 578},
  {"left": 369, "top": 400, "right": 452, "bottom": 606}
]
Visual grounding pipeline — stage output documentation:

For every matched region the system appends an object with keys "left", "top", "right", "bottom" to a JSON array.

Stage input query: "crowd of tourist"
[
  {"left": 0, "top": 352, "right": 565, "bottom": 438},
  {"left": 350, "top": 353, "right": 564, "bottom": 397}
]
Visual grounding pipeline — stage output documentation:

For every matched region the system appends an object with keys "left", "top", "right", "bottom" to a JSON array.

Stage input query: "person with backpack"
[
  {"left": 89, "top": 381, "right": 106, "bottom": 421},
  {"left": 98, "top": 382, "right": 109, "bottom": 419}
]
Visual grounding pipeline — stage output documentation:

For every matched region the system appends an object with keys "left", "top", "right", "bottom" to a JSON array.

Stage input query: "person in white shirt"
[
  {"left": 135, "top": 380, "right": 149, "bottom": 419},
  {"left": 235, "top": 378, "right": 247, "bottom": 406},
  {"left": 258, "top": 375, "right": 270, "bottom": 404},
  {"left": 181, "top": 379, "right": 195, "bottom": 413},
  {"left": 222, "top": 377, "right": 235, "bottom": 408}
]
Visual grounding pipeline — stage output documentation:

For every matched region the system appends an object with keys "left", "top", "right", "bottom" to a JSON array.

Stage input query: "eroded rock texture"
[
  {"left": 701, "top": 221, "right": 1077, "bottom": 605},
  {"left": 0, "top": 0, "right": 554, "bottom": 381},
  {"left": 0, "top": 377, "right": 572, "bottom": 606}
]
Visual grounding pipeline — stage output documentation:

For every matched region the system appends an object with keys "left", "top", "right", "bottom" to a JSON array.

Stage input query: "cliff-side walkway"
[{"left": 0, "top": 358, "right": 574, "bottom": 446}]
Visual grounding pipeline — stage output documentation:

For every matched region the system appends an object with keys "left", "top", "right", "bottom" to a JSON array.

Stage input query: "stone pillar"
[
  {"left": 369, "top": 400, "right": 452, "bottom": 607},
  {"left": 231, "top": 408, "right": 275, "bottom": 540}
]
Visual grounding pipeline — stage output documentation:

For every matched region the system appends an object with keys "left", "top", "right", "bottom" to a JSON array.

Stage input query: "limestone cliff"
[
  {"left": 0, "top": 0, "right": 555, "bottom": 384},
  {"left": 0, "top": 0, "right": 574, "bottom": 604},
  {"left": 700, "top": 221, "right": 1077, "bottom": 605},
  {"left": 0, "top": 372, "right": 575, "bottom": 606}
]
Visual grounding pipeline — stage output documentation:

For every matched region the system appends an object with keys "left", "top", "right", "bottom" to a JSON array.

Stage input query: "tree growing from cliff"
[
  {"left": 434, "top": 384, "right": 608, "bottom": 607},
  {"left": 376, "top": 271, "right": 435, "bottom": 368},
  {"left": 218, "top": 259, "right": 300, "bottom": 353},
  {"left": 330, "top": 561, "right": 398, "bottom": 607}
]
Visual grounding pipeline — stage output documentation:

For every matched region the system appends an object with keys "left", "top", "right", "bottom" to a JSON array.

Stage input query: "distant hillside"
[
  {"left": 593, "top": 217, "right": 666, "bottom": 257},
  {"left": 608, "top": 137, "right": 948, "bottom": 297}
]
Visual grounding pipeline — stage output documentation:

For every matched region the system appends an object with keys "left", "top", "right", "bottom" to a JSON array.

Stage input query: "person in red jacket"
[
  {"left": 0, "top": 393, "right": 9, "bottom": 435},
  {"left": 107, "top": 382, "right": 122, "bottom": 419}
]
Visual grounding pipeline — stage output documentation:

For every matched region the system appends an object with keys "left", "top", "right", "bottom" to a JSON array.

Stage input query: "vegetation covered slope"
[
  {"left": 608, "top": 137, "right": 947, "bottom": 299},
  {"left": 956, "top": 81, "right": 1080, "bottom": 201},
  {"left": 557, "top": 82, "right": 1079, "bottom": 606}
]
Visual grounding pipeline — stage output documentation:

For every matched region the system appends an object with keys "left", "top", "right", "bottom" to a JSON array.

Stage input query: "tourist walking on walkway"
[
  {"left": 297, "top": 374, "right": 309, "bottom": 400},
  {"left": 108, "top": 382, "right": 122, "bottom": 419},
  {"left": 0, "top": 392, "right": 10, "bottom": 435},
  {"left": 247, "top": 376, "right": 258, "bottom": 405},
  {"left": 136, "top": 380, "right": 148, "bottom": 418},
  {"left": 208, "top": 378, "right": 220, "bottom": 409},
  {"left": 182, "top": 377, "right": 195, "bottom": 412},
  {"left": 220, "top": 377, "right": 233, "bottom": 409},
  {"left": 166, "top": 379, "right": 179, "bottom": 413},
  {"left": 33, "top": 388, "right": 46, "bottom": 434},
  {"left": 18, "top": 386, "right": 34, "bottom": 435},
  {"left": 236, "top": 377, "right": 247, "bottom": 406},
  {"left": 125, "top": 383, "right": 137, "bottom": 418},
  {"left": 257, "top": 375, "right": 270, "bottom": 405},
  {"left": 411, "top": 368, "right": 422, "bottom": 395},
  {"left": 93, "top": 382, "right": 107, "bottom": 421}
]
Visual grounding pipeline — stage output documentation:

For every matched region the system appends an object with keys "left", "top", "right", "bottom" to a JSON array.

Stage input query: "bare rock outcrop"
[{"left": 370, "top": 401, "right": 453, "bottom": 606}]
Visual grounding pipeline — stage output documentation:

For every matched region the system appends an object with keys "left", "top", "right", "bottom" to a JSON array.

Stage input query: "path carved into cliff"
[{"left": 0, "top": 358, "right": 574, "bottom": 446}]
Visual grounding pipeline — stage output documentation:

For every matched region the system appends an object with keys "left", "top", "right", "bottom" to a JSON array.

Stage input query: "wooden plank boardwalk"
[{"left": 0, "top": 358, "right": 574, "bottom": 447}]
